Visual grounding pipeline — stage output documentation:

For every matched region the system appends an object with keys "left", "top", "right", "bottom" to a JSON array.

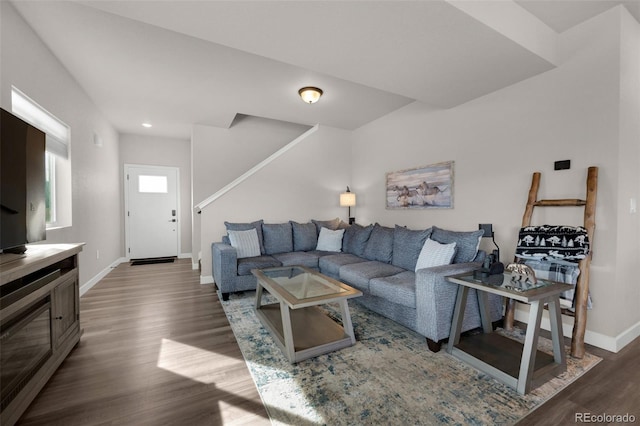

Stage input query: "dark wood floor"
[
  {"left": 16, "top": 260, "right": 639, "bottom": 425},
  {"left": 17, "top": 259, "right": 270, "bottom": 426}
]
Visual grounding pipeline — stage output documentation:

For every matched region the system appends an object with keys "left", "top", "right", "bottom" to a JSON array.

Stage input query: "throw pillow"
[
  {"left": 415, "top": 238, "right": 457, "bottom": 271},
  {"left": 262, "top": 223, "right": 293, "bottom": 255},
  {"left": 224, "top": 220, "right": 265, "bottom": 254},
  {"left": 316, "top": 227, "right": 345, "bottom": 252},
  {"left": 363, "top": 223, "right": 395, "bottom": 263},
  {"left": 228, "top": 229, "right": 261, "bottom": 259},
  {"left": 342, "top": 223, "right": 374, "bottom": 257},
  {"left": 290, "top": 221, "right": 317, "bottom": 252},
  {"left": 392, "top": 225, "right": 432, "bottom": 271},
  {"left": 311, "top": 218, "right": 341, "bottom": 234},
  {"left": 431, "top": 226, "right": 483, "bottom": 263}
]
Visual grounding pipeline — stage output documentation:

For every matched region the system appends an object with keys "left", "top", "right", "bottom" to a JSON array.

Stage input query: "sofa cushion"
[
  {"left": 339, "top": 261, "right": 405, "bottom": 292},
  {"left": 272, "top": 252, "right": 321, "bottom": 269},
  {"left": 225, "top": 220, "right": 265, "bottom": 254},
  {"left": 363, "top": 223, "right": 395, "bottom": 263},
  {"left": 312, "top": 218, "right": 341, "bottom": 234},
  {"left": 305, "top": 250, "right": 336, "bottom": 258},
  {"left": 290, "top": 221, "right": 317, "bottom": 252},
  {"left": 316, "top": 227, "right": 345, "bottom": 252},
  {"left": 370, "top": 271, "right": 417, "bottom": 309},
  {"left": 228, "top": 229, "right": 261, "bottom": 259},
  {"left": 391, "top": 225, "right": 432, "bottom": 271},
  {"left": 431, "top": 226, "right": 483, "bottom": 263},
  {"left": 237, "top": 255, "right": 282, "bottom": 276},
  {"left": 415, "top": 238, "right": 457, "bottom": 270},
  {"left": 262, "top": 223, "right": 293, "bottom": 255},
  {"left": 342, "top": 223, "right": 374, "bottom": 257},
  {"left": 318, "top": 253, "right": 367, "bottom": 277}
]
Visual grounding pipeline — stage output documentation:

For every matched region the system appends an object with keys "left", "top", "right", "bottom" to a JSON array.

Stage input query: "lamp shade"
[
  {"left": 298, "top": 87, "right": 323, "bottom": 104},
  {"left": 340, "top": 192, "right": 356, "bottom": 207}
]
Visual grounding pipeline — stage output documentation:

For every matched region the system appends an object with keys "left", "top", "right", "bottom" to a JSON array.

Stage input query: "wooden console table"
[
  {"left": 1, "top": 243, "right": 84, "bottom": 426},
  {"left": 446, "top": 272, "right": 571, "bottom": 395}
]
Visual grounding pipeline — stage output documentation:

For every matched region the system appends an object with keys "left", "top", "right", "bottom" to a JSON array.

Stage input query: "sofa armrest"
[
  {"left": 415, "top": 262, "right": 502, "bottom": 342},
  {"left": 212, "top": 242, "right": 238, "bottom": 293}
]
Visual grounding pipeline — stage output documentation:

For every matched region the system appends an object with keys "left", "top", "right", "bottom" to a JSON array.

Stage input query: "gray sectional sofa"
[{"left": 212, "top": 218, "right": 503, "bottom": 351}]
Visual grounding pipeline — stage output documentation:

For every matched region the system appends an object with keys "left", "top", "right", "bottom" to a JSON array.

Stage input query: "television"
[{"left": 1, "top": 108, "right": 46, "bottom": 254}]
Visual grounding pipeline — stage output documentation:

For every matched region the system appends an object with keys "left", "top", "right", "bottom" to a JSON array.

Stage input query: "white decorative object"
[
  {"left": 316, "top": 227, "right": 345, "bottom": 252},
  {"left": 415, "top": 238, "right": 457, "bottom": 271},
  {"left": 228, "top": 229, "right": 261, "bottom": 259},
  {"left": 506, "top": 263, "right": 537, "bottom": 284}
]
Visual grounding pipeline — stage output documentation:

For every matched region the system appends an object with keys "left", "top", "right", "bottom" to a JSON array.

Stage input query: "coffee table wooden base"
[
  {"left": 255, "top": 301, "right": 355, "bottom": 363},
  {"left": 252, "top": 266, "right": 361, "bottom": 364}
]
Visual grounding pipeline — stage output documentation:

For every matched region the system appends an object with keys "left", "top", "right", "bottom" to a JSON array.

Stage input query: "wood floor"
[
  {"left": 16, "top": 260, "right": 639, "bottom": 425},
  {"left": 17, "top": 259, "right": 270, "bottom": 426}
]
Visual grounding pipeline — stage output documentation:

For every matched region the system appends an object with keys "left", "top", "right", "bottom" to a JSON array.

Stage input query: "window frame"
[{"left": 11, "top": 86, "right": 71, "bottom": 230}]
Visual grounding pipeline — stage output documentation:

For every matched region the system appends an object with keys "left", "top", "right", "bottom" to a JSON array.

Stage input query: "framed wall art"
[{"left": 386, "top": 161, "right": 454, "bottom": 209}]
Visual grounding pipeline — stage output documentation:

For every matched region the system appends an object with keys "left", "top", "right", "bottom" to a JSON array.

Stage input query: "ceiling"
[{"left": 9, "top": 0, "right": 640, "bottom": 139}]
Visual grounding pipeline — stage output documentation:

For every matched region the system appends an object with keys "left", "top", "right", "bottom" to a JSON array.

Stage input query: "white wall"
[
  {"left": 616, "top": 7, "right": 640, "bottom": 347},
  {"left": 191, "top": 115, "right": 311, "bottom": 267},
  {"left": 199, "top": 125, "right": 352, "bottom": 280},
  {"left": 120, "top": 133, "right": 191, "bottom": 256},
  {"left": 1, "top": 2, "right": 122, "bottom": 286},
  {"left": 351, "top": 7, "right": 639, "bottom": 350}
]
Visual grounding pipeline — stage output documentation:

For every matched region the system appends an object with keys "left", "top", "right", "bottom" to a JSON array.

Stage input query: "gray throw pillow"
[
  {"left": 262, "top": 222, "right": 293, "bottom": 255},
  {"left": 311, "top": 218, "right": 341, "bottom": 234},
  {"left": 224, "top": 219, "right": 264, "bottom": 254},
  {"left": 431, "top": 226, "right": 484, "bottom": 263},
  {"left": 290, "top": 221, "right": 317, "bottom": 252},
  {"left": 342, "top": 223, "right": 374, "bottom": 257},
  {"left": 363, "top": 223, "right": 395, "bottom": 263},
  {"left": 392, "top": 225, "right": 432, "bottom": 271}
]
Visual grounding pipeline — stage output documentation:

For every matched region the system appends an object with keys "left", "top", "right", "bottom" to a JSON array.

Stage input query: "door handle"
[{"left": 169, "top": 219, "right": 177, "bottom": 222}]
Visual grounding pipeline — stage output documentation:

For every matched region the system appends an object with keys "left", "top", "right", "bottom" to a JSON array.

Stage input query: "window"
[
  {"left": 12, "top": 86, "right": 71, "bottom": 229},
  {"left": 45, "top": 152, "right": 56, "bottom": 223},
  {"left": 138, "top": 175, "right": 168, "bottom": 193}
]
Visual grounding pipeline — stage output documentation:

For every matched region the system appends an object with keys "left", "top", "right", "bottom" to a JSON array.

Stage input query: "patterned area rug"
[{"left": 222, "top": 292, "right": 601, "bottom": 425}]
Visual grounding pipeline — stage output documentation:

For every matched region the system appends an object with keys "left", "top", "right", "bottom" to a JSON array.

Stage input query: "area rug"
[{"left": 221, "top": 292, "right": 601, "bottom": 425}]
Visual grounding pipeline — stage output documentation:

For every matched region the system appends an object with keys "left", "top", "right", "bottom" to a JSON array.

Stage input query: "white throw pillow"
[
  {"left": 228, "top": 229, "right": 261, "bottom": 259},
  {"left": 315, "top": 227, "right": 345, "bottom": 252},
  {"left": 415, "top": 238, "right": 457, "bottom": 271}
]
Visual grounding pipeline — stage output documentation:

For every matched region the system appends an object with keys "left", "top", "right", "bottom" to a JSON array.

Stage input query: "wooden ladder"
[{"left": 504, "top": 166, "right": 598, "bottom": 359}]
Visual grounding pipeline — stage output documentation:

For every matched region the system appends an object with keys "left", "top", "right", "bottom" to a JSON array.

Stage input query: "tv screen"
[{"left": 1, "top": 108, "right": 46, "bottom": 253}]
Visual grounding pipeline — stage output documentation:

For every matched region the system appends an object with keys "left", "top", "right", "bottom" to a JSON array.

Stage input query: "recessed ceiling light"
[{"left": 142, "top": 122, "right": 152, "bottom": 128}]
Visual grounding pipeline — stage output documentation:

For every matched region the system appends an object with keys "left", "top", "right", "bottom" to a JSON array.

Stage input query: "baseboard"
[
  {"left": 200, "top": 275, "right": 214, "bottom": 285},
  {"left": 80, "top": 257, "right": 126, "bottom": 297},
  {"left": 178, "top": 252, "right": 192, "bottom": 259},
  {"left": 514, "top": 308, "right": 639, "bottom": 353},
  {"left": 616, "top": 321, "right": 640, "bottom": 351}
]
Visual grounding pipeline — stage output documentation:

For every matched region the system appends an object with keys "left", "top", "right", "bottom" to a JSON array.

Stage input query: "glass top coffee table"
[{"left": 251, "top": 265, "right": 362, "bottom": 364}]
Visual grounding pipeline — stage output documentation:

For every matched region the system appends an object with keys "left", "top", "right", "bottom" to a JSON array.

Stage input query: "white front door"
[{"left": 125, "top": 165, "right": 179, "bottom": 259}]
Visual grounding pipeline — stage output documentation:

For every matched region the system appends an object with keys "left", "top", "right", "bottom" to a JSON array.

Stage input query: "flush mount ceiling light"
[
  {"left": 142, "top": 122, "right": 152, "bottom": 128},
  {"left": 298, "top": 86, "right": 323, "bottom": 104}
]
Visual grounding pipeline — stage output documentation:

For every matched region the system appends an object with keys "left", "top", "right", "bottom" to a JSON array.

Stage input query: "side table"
[{"left": 446, "top": 272, "right": 572, "bottom": 395}]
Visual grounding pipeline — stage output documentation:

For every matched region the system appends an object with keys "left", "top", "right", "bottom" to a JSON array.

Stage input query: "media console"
[{"left": 0, "top": 243, "right": 84, "bottom": 426}]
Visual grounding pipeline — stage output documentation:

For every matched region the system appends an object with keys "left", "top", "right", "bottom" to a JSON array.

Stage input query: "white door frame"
[{"left": 124, "top": 164, "right": 181, "bottom": 260}]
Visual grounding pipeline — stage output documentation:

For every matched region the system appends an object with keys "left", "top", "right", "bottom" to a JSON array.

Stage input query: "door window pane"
[{"left": 138, "top": 175, "right": 167, "bottom": 193}]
